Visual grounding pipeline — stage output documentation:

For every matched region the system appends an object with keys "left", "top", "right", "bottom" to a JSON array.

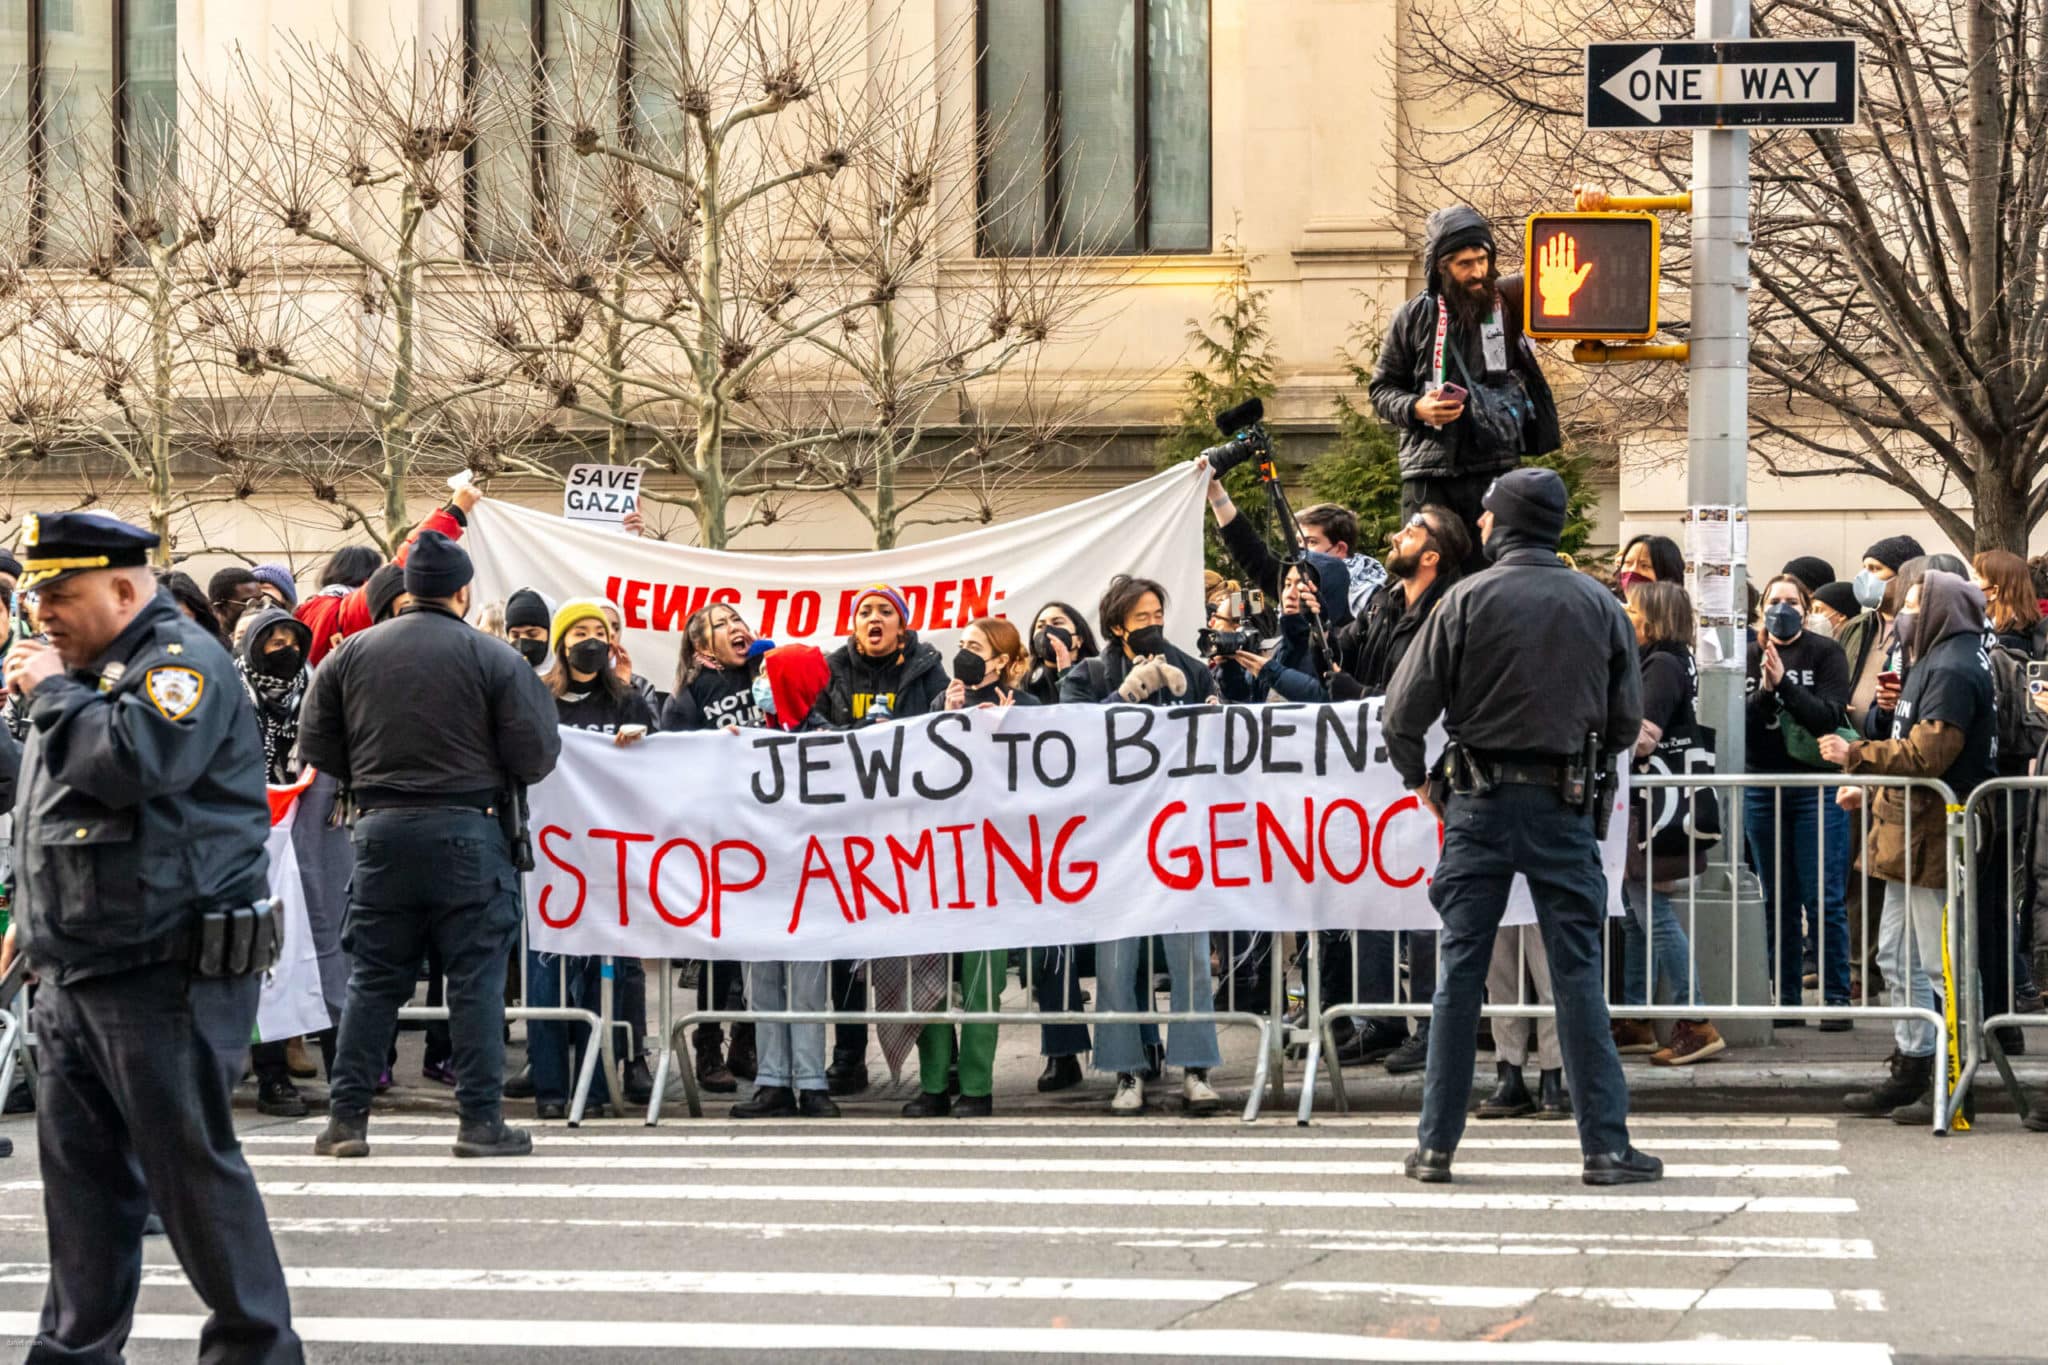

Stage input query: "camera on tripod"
[{"left": 1201, "top": 397, "right": 1272, "bottom": 476}]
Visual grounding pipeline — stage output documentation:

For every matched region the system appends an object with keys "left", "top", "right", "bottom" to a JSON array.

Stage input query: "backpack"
[{"left": 1988, "top": 638, "right": 2048, "bottom": 767}]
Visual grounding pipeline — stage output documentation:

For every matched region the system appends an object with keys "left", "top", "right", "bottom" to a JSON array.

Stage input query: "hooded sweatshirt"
[
  {"left": 236, "top": 605, "right": 315, "bottom": 784},
  {"left": 1892, "top": 572, "right": 1996, "bottom": 797}
]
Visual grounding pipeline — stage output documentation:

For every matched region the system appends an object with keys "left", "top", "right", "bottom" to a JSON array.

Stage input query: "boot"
[
  {"left": 1844, "top": 1050, "right": 1932, "bottom": 1116},
  {"left": 726, "top": 1022, "right": 758, "bottom": 1082},
  {"left": 826, "top": 1044, "right": 870, "bottom": 1097},
  {"left": 1037, "top": 1056, "right": 1083, "bottom": 1092},
  {"left": 623, "top": 1057, "right": 655, "bottom": 1105},
  {"left": 901, "top": 1090, "right": 951, "bottom": 1118},
  {"left": 313, "top": 1114, "right": 369, "bottom": 1158},
  {"left": 1536, "top": 1068, "right": 1572, "bottom": 1121},
  {"left": 1475, "top": 1062, "right": 1535, "bottom": 1119},
  {"left": 693, "top": 1025, "right": 737, "bottom": 1095},
  {"left": 799, "top": 1089, "right": 842, "bottom": 1119},
  {"left": 504, "top": 1064, "right": 536, "bottom": 1100},
  {"left": 731, "top": 1085, "right": 798, "bottom": 1119},
  {"left": 452, "top": 1115, "right": 534, "bottom": 1158},
  {"left": 284, "top": 1036, "right": 319, "bottom": 1079},
  {"left": 1335, "top": 1020, "right": 1408, "bottom": 1068},
  {"left": 257, "top": 1076, "right": 309, "bottom": 1118}
]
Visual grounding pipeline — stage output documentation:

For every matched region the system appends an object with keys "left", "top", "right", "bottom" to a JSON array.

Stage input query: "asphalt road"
[{"left": 0, "top": 1098, "right": 2038, "bottom": 1363}]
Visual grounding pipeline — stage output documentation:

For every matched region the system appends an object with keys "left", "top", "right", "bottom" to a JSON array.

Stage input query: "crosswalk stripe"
[
  {"left": 77, "top": 1180, "right": 1854, "bottom": 1214},
  {"left": 0, "top": 1312, "right": 1898, "bottom": 1362},
  {"left": 236, "top": 1133, "right": 1843, "bottom": 1151},
  {"left": 235, "top": 1154, "right": 1847, "bottom": 1179},
  {"left": 0, "top": 1211, "right": 1874, "bottom": 1259},
  {"left": 1284, "top": 1281, "right": 1884, "bottom": 1312},
  {"left": 0, "top": 1264, "right": 1252, "bottom": 1302},
  {"left": 284, "top": 1113, "right": 1844, "bottom": 1129}
]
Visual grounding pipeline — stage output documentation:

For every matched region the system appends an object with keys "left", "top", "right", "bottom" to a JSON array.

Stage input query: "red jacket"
[{"left": 297, "top": 505, "right": 466, "bottom": 666}]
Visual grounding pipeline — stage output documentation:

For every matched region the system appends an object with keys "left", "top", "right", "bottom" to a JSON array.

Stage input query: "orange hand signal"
[{"left": 1537, "top": 232, "right": 1594, "bottom": 318}]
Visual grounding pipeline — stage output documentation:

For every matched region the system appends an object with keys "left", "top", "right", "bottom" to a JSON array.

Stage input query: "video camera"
[{"left": 1201, "top": 397, "right": 1273, "bottom": 476}]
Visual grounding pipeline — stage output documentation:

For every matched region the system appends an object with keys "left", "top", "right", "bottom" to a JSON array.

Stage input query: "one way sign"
[{"left": 1585, "top": 39, "right": 1858, "bottom": 130}]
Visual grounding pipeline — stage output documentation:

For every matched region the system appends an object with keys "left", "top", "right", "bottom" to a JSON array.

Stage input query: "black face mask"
[
  {"left": 951, "top": 647, "right": 988, "bottom": 688},
  {"left": 258, "top": 646, "right": 304, "bottom": 681},
  {"left": 567, "top": 638, "right": 612, "bottom": 678},
  {"left": 1033, "top": 625, "right": 1073, "bottom": 662},
  {"left": 1125, "top": 624, "right": 1167, "bottom": 657},
  {"left": 514, "top": 637, "right": 548, "bottom": 668}
]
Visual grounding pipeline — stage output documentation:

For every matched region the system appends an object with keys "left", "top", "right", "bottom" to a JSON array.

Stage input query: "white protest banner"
[
  {"left": 563, "top": 464, "right": 643, "bottom": 530},
  {"left": 526, "top": 702, "right": 1628, "bottom": 961},
  {"left": 468, "top": 466, "right": 1208, "bottom": 685}
]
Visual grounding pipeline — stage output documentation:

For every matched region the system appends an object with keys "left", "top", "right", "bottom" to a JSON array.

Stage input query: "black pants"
[
  {"left": 1402, "top": 471, "right": 1498, "bottom": 576},
  {"left": 830, "top": 959, "right": 867, "bottom": 1056},
  {"left": 1033, "top": 946, "right": 1090, "bottom": 1057},
  {"left": 31, "top": 963, "right": 301, "bottom": 1364},
  {"left": 330, "top": 808, "right": 522, "bottom": 1123}
]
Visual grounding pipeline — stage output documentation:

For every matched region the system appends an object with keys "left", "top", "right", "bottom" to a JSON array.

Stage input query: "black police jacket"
[
  {"left": 12, "top": 591, "right": 270, "bottom": 985},
  {"left": 1382, "top": 536, "right": 1642, "bottom": 790},
  {"left": 298, "top": 602, "right": 561, "bottom": 805}
]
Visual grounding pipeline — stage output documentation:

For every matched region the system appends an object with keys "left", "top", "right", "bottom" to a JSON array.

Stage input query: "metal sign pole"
[{"left": 1690, "top": 0, "right": 1750, "bottom": 783}]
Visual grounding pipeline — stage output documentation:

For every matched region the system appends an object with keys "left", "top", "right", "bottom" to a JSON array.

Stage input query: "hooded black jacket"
[
  {"left": 660, "top": 665, "right": 761, "bottom": 731},
  {"left": 1367, "top": 205, "right": 1562, "bottom": 480},
  {"left": 822, "top": 633, "right": 949, "bottom": 727}
]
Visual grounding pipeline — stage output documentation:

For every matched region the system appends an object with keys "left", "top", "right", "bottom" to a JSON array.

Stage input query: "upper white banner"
[
  {"left": 524, "top": 702, "right": 1628, "bottom": 961},
  {"left": 467, "top": 468, "right": 1209, "bottom": 685}
]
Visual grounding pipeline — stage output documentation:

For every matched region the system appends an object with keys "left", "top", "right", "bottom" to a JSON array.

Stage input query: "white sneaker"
[
  {"left": 1183, "top": 1069, "right": 1221, "bottom": 1115},
  {"left": 1111, "top": 1073, "right": 1145, "bottom": 1114}
]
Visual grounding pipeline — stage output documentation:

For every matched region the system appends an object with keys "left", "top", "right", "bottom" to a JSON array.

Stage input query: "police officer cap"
[
  {"left": 15, "top": 511, "right": 159, "bottom": 590},
  {"left": 1482, "top": 468, "right": 1569, "bottom": 546}
]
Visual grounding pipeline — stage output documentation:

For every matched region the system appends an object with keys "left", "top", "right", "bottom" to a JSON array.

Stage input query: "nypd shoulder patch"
[{"left": 143, "top": 666, "right": 205, "bottom": 721}]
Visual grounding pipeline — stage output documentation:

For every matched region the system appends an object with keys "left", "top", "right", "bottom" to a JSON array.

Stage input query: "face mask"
[
  {"left": 566, "top": 638, "right": 612, "bottom": 678},
  {"left": 1125, "top": 624, "right": 1167, "bottom": 656},
  {"left": 1617, "top": 570, "right": 1646, "bottom": 597},
  {"left": 1893, "top": 610, "right": 1918, "bottom": 655},
  {"left": 1853, "top": 569, "right": 1886, "bottom": 611},
  {"left": 751, "top": 675, "right": 776, "bottom": 716},
  {"left": 514, "top": 637, "right": 548, "bottom": 669},
  {"left": 258, "top": 646, "right": 304, "bottom": 681},
  {"left": 1764, "top": 603, "right": 1803, "bottom": 642},
  {"left": 1034, "top": 626, "right": 1072, "bottom": 661},
  {"left": 1805, "top": 612, "right": 1836, "bottom": 640},
  {"left": 951, "top": 648, "right": 988, "bottom": 688}
]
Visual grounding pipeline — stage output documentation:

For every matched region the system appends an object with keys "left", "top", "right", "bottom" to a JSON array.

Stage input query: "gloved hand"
[{"left": 1117, "top": 656, "right": 1187, "bottom": 703}]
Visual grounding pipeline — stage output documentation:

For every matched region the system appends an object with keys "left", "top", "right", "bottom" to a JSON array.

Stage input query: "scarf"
[{"left": 238, "top": 658, "right": 307, "bottom": 784}]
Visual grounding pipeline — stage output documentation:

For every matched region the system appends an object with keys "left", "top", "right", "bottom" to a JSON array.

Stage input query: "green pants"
[{"left": 917, "top": 951, "right": 1005, "bottom": 1097}]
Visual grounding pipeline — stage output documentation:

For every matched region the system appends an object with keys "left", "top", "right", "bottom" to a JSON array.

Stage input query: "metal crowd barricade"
[
  {"left": 647, "top": 936, "right": 1288, "bottom": 1124},
  {"left": 1302, "top": 772, "right": 1966, "bottom": 1136},
  {"left": 1958, "top": 776, "right": 2048, "bottom": 1119}
]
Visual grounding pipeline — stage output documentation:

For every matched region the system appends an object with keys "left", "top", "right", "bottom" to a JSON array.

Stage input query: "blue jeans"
[
  {"left": 1621, "top": 882, "right": 1701, "bottom": 1007},
  {"left": 331, "top": 808, "right": 521, "bottom": 1123},
  {"left": 1420, "top": 785, "right": 1632, "bottom": 1158},
  {"left": 524, "top": 951, "right": 620, "bottom": 1106},
  {"left": 747, "top": 962, "right": 829, "bottom": 1091},
  {"left": 1092, "top": 933, "right": 1220, "bottom": 1075},
  {"left": 1743, "top": 787, "right": 1852, "bottom": 1006}
]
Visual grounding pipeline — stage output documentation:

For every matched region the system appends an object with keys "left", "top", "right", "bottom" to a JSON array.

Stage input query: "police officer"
[
  {"left": 299, "top": 530, "right": 560, "bottom": 1159},
  {"left": 2, "top": 512, "right": 301, "bottom": 1362},
  {"left": 1382, "top": 468, "right": 1660, "bottom": 1186}
]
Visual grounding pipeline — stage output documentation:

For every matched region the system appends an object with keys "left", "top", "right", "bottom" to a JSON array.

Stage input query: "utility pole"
[{"left": 1689, "top": 0, "right": 1750, "bottom": 784}]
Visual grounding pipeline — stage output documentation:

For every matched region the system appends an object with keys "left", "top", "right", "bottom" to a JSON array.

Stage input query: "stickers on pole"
[
  {"left": 1684, "top": 504, "right": 1749, "bottom": 671},
  {"left": 564, "top": 465, "right": 643, "bottom": 532}
]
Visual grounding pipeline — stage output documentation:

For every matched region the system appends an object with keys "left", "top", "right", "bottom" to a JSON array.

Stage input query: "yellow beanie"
[{"left": 550, "top": 598, "right": 612, "bottom": 655}]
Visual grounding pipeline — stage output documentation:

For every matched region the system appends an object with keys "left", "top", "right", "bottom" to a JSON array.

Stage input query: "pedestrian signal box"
[{"left": 1521, "top": 212, "right": 1660, "bottom": 341}]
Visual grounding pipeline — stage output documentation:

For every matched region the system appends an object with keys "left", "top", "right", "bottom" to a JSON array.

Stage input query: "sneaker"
[
  {"left": 535, "top": 1100, "right": 567, "bottom": 1121},
  {"left": 1111, "top": 1073, "right": 1145, "bottom": 1114},
  {"left": 257, "top": 1077, "right": 309, "bottom": 1118},
  {"left": 422, "top": 1059, "right": 458, "bottom": 1088},
  {"left": 1612, "top": 1020, "right": 1659, "bottom": 1055},
  {"left": 1384, "top": 1032, "right": 1430, "bottom": 1075},
  {"left": 313, "top": 1115, "right": 369, "bottom": 1159},
  {"left": 1335, "top": 1020, "right": 1408, "bottom": 1067},
  {"left": 1583, "top": 1148, "right": 1664, "bottom": 1186},
  {"left": 1183, "top": 1069, "right": 1221, "bottom": 1117},
  {"left": 1649, "top": 1021, "right": 1727, "bottom": 1067},
  {"left": 452, "top": 1118, "right": 534, "bottom": 1158}
]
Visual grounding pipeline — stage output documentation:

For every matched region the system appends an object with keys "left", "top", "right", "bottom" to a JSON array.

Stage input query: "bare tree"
[{"left": 1406, "top": 0, "right": 2048, "bottom": 553}]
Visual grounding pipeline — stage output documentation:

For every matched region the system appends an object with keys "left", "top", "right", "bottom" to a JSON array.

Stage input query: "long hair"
[
  {"left": 673, "top": 602, "right": 751, "bottom": 691},
  {"left": 544, "top": 619, "right": 630, "bottom": 703},
  {"left": 1973, "top": 549, "right": 2042, "bottom": 634}
]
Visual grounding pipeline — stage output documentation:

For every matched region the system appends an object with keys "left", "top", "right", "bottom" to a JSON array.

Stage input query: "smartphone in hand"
[{"left": 1435, "top": 383, "right": 1469, "bottom": 404}]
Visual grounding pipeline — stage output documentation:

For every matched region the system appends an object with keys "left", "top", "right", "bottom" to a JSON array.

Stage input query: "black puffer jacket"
[
  {"left": 822, "top": 633, "right": 949, "bottom": 727},
  {"left": 1058, "top": 642, "right": 1219, "bottom": 707},
  {"left": 1368, "top": 205, "right": 1562, "bottom": 480}
]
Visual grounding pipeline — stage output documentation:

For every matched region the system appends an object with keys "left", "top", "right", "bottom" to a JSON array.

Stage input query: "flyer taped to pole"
[
  {"left": 467, "top": 467, "right": 1209, "bottom": 686},
  {"left": 525, "top": 703, "right": 1629, "bottom": 961}
]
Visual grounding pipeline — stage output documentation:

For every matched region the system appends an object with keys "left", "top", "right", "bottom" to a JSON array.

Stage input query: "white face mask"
[{"left": 1806, "top": 612, "right": 1836, "bottom": 639}]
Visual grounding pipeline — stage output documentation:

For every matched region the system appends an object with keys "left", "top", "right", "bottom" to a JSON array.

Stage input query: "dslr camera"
[
  {"left": 1202, "top": 397, "right": 1272, "bottom": 476},
  {"left": 1198, "top": 589, "right": 1266, "bottom": 661}
]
